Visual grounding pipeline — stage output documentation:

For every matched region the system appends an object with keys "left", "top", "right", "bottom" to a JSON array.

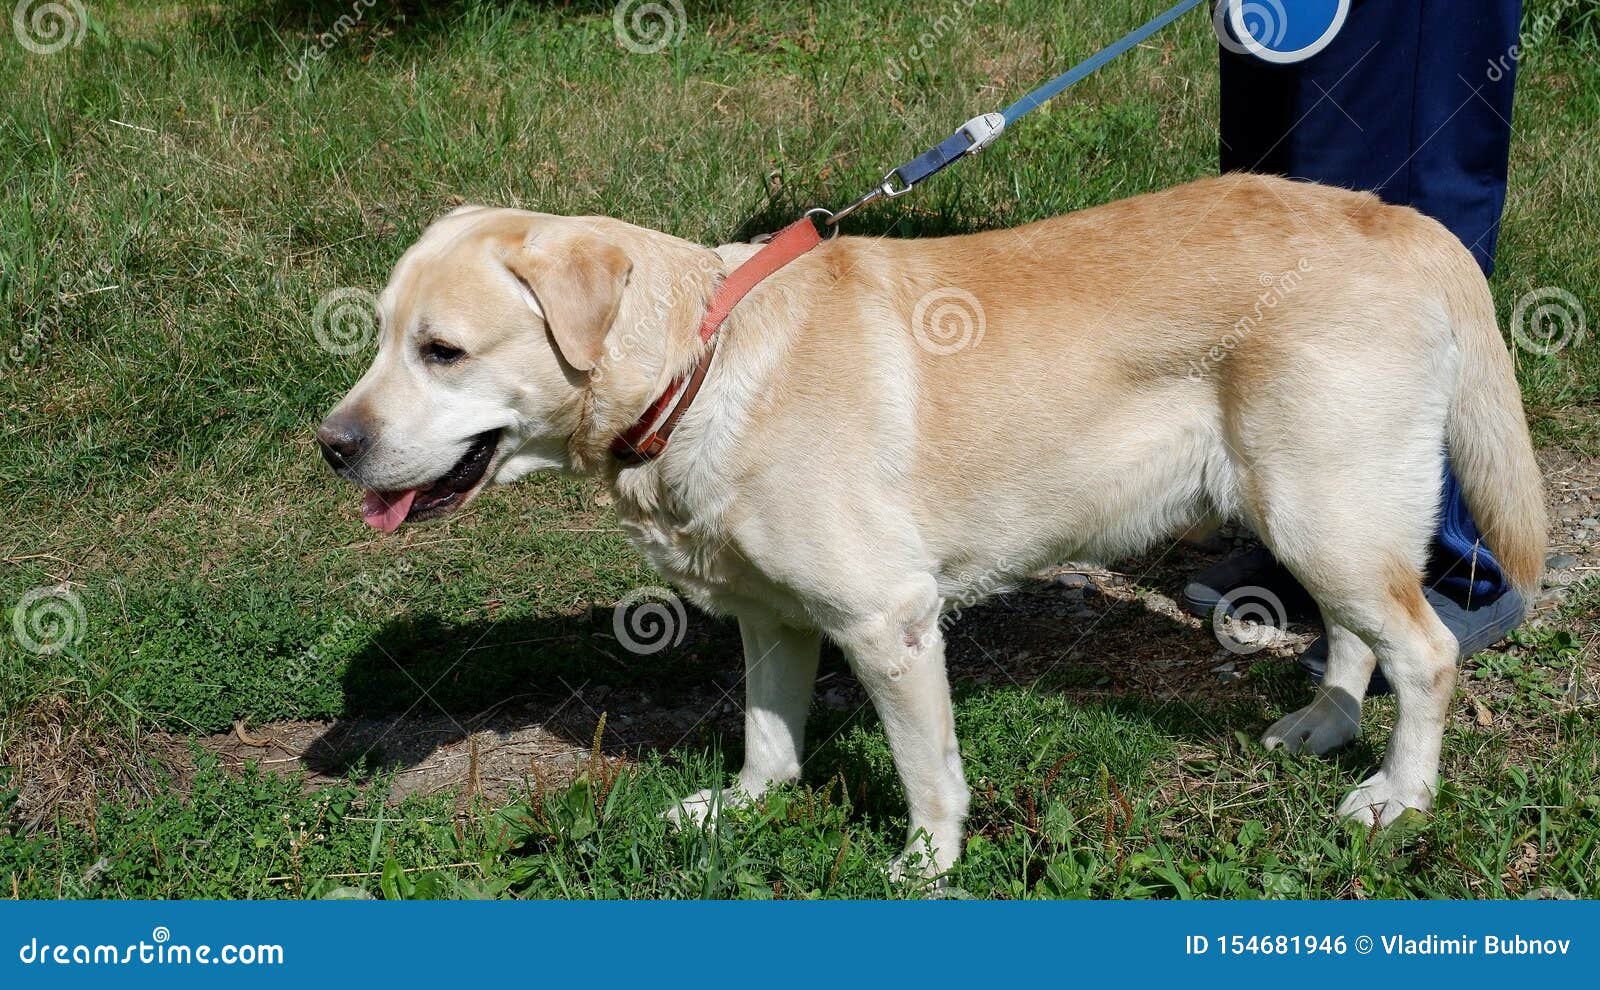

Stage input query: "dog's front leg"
[
  {"left": 836, "top": 576, "right": 968, "bottom": 880},
  {"left": 668, "top": 610, "right": 820, "bottom": 826}
]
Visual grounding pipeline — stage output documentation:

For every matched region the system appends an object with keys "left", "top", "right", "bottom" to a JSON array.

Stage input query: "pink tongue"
[{"left": 361, "top": 488, "right": 419, "bottom": 533}]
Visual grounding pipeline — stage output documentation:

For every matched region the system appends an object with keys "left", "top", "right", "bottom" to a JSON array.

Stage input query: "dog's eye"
[{"left": 422, "top": 341, "right": 466, "bottom": 365}]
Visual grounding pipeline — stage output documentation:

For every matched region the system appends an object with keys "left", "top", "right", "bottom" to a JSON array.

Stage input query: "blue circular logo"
[{"left": 1214, "top": 0, "right": 1350, "bottom": 64}]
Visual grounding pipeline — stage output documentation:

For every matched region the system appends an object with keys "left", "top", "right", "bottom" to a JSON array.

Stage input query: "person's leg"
[
  {"left": 1220, "top": 0, "right": 1424, "bottom": 192},
  {"left": 1406, "top": 0, "right": 1522, "bottom": 276},
  {"left": 1221, "top": 0, "right": 1519, "bottom": 276},
  {"left": 1199, "top": 0, "right": 1528, "bottom": 690},
  {"left": 1408, "top": 0, "right": 1522, "bottom": 607}
]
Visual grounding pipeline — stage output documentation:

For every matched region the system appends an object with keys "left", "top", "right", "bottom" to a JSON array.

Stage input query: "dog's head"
[{"left": 316, "top": 206, "right": 715, "bottom": 531}]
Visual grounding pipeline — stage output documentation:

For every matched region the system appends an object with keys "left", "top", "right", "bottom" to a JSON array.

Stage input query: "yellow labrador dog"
[{"left": 318, "top": 174, "right": 1544, "bottom": 877}]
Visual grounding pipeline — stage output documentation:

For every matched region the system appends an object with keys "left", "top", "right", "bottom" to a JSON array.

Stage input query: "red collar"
[{"left": 611, "top": 217, "right": 823, "bottom": 463}]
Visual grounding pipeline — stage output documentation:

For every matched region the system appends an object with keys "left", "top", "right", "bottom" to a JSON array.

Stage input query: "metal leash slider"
[{"left": 822, "top": 0, "right": 1210, "bottom": 228}]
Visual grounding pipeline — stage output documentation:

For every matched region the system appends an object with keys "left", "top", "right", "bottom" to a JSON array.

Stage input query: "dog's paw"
[
  {"left": 1337, "top": 771, "right": 1432, "bottom": 826},
  {"left": 1262, "top": 697, "right": 1360, "bottom": 755},
  {"left": 663, "top": 786, "right": 749, "bottom": 828},
  {"left": 886, "top": 851, "right": 919, "bottom": 882},
  {"left": 886, "top": 850, "right": 939, "bottom": 885},
  {"left": 885, "top": 834, "right": 960, "bottom": 886}
]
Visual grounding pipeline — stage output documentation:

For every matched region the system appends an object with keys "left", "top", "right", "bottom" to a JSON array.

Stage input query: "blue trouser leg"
[{"left": 1218, "top": 0, "right": 1522, "bottom": 604}]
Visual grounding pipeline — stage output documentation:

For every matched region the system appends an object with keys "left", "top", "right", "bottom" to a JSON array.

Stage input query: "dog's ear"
[{"left": 501, "top": 230, "right": 633, "bottom": 373}]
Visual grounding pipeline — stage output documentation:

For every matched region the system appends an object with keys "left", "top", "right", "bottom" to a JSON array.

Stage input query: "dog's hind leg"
[
  {"left": 1248, "top": 481, "right": 1458, "bottom": 824},
  {"left": 832, "top": 573, "right": 969, "bottom": 880},
  {"left": 667, "top": 610, "right": 821, "bottom": 826},
  {"left": 1229, "top": 317, "right": 1460, "bottom": 823},
  {"left": 1330, "top": 576, "right": 1456, "bottom": 825}
]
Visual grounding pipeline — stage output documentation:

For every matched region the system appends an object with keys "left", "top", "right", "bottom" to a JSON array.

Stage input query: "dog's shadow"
[
  {"left": 301, "top": 604, "right": 742, "bottom": 776},
  {"left": 303, "top": 553, "right": 1347, "bottom": 791}
]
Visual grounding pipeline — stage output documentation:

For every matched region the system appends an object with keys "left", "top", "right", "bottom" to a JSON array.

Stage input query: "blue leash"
[{"left": 824, "top": 0, "right": 1206, "bottom": 226}]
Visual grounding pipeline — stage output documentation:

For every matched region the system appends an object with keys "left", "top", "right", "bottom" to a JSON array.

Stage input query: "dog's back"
[{"left": 717, "top": 174, "right": 1540, "bottom": 591}]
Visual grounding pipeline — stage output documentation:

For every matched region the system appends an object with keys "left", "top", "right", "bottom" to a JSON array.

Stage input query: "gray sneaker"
[{"left": 1181, "top": 546, "right": 1318, "bottom": 620}]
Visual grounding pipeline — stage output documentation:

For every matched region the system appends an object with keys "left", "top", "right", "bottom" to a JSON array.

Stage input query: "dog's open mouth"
[{"left": 360, "top": 429, "right": 501, "bottom": 533}]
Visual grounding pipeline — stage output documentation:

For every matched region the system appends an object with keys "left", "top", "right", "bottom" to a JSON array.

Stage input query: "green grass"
[
  {"left": 7, "top": 616, "right": 1598, "bottom": 899},
  {"left": 2, "top": 0, "right": 1598, "bottom": 899}
]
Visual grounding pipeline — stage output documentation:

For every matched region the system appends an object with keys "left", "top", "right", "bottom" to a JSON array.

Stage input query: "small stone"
[
  {"left": 1556, "top": 504, "right": 1582, "bottom": 521},
  {"left": 1567, "top": 679, "right": 1598, "bottom": 706},
  {"left": 1546, "top": 553, "right": 1579, "bottom": 570},
  {"left": 1055, "top": 572, "right": 1095, "bottom": 590},
  {"left": 1583, "top": 517, "right": 1599, "bottom": 528},
  {"left": 1471, "top": 696, "right": 1494, "bottom": 727}
]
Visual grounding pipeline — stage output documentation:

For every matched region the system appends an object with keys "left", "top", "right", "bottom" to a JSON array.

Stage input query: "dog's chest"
[{"left": 615, "top": 503, "right": 751, "bottom": 611}]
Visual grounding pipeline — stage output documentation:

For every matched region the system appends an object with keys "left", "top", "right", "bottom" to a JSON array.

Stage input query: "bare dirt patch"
[{"left": 169, "top": 682, "right": 750, "bottom": 805}]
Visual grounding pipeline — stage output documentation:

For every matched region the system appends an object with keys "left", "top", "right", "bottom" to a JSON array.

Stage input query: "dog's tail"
[{"left": 1443, "top": 253, "right": 1547, "bottom": 597}]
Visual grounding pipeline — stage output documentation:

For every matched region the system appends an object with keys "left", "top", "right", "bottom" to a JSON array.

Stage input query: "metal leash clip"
[
  {"left": 824, "top": 170, "right": 914, "bottom": 227},
  {"left": 824, "top": 113, "right": 1006, "bottom": 227}
]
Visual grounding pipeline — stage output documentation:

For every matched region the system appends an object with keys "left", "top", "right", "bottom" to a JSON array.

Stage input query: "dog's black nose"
[{"left": 317, "top": 417, "right": 371, "bottom": 470}]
